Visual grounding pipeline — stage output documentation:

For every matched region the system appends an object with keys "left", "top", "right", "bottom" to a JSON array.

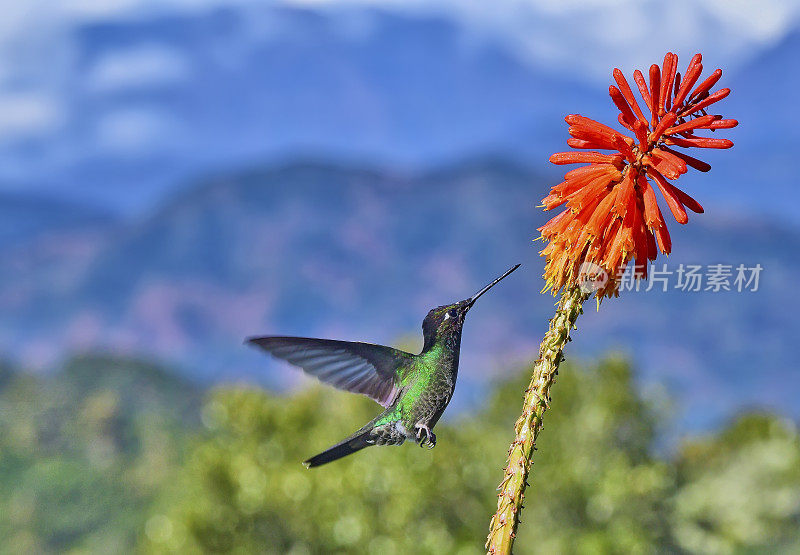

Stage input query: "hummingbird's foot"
[{"left": 415, "top": 424, "right": 436, "bottom": 449}]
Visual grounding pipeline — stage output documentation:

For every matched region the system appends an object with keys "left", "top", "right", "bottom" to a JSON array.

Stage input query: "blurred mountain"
[
  {"left": 17, "top": 5, "right": 593, "bottom": 210},
  {"left": 0, "top": 193, "right": 114, "bottom": 249},
  {"left": 5, "top": 4, "right": 797, "bottom": 223},
  {"left": 1, "top": 159, "right": 797, "bottom": 431},
  {"left": 713, "top": 27, "right": 800, "bottom": 213}
]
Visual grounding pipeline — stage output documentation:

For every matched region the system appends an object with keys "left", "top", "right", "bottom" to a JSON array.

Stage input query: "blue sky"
[
  {"left": 1, "top": 0, "right": 798, "bottom": 218},
  {"left": 2, "top": 0, "right": 797, "bottom": 145}
]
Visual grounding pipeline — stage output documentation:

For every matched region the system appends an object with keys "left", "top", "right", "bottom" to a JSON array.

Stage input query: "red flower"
[{"left": 539, "top": 52, "right": 737, "bottom": 298}]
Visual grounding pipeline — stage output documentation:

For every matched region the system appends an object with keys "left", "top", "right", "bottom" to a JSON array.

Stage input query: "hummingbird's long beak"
[{"left": 465, "top": 264, "right": 521, "bottom": 309}]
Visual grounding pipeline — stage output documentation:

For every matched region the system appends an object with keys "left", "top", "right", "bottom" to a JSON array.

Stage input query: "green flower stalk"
[
  {"left": 486, "top": 285, "right": 587, "bottom": 553},
  {"left": 487, "top": 51, "right": 738, "bottom": 553}
]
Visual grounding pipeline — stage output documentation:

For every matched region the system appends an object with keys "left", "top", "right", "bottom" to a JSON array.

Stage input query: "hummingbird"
[{"left": 247, "top": 264, "right": 520, "bottom": 468}]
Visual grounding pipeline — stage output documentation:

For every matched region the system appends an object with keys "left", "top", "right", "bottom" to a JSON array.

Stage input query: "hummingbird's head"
[{"left": 421, "top": 264, "right": 520, "bottom": 352}]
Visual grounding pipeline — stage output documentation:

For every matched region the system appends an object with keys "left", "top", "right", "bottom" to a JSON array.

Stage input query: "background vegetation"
[{"left": 1, "top": 354, "right": 798, "bottom": 554}]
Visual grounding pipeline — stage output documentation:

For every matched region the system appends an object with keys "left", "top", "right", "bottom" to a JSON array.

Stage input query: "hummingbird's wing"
[{"left": 247, "top": 336, "right": 413, "bottom": 407}]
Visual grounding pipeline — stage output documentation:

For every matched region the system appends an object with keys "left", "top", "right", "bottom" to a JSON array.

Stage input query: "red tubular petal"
[
  {"left": 646, "top": 227, "right": 657, "bottom": 260},
  {"left": 650, "top": 147, "right": 687, "bottom": 176},
  {"left": 568, "top": 128, "right": 619, "bottom": 150},
  {"left": 655, "top": 222, "right": 672, "bottom": 255},
  {"left": 660, "top": 145, "right": 711, "bottom": 172},
  {"left": 672, "top": 53, "right": 703, "bottom": 107},
  {"left": 586, "top": 190, "right": 616, "bottom": 237},
  {"left": 634, "top": 69, "right": 653, "bottom": 115},
  {"left": 621, "top": 196, "right": 639, "bottom": 255},
  {"left": 553, "top": 166, "right": 618, "bottom": 197},
  {"left": 649, "top": 65, "right": 661, "bottom": 126},
  {"left": 649, "top": 169, "right": 688, "bottom": 224},
  {"left": 634, "top": 120, "right": 649, "bottom": 151},
  {"left": 572, "top": 187, "right": 606, "bottom": 224},
  {"left": 609, "top": 85, "right": 638, "bottom": 125},
  {"left": 651, "top": 112, "right": 678, "bottom": 142},
  {"left": 682, "top": 88, "right": 731, "bottom": 115},
  {"left": 610, "top": 135, "right": 635, "bottom": 161},
  {"left": 689, "top": 68, "right": 723, "bottom": 101},
  {"left": 702, "top": 118, "right": 738, "bottom": 130},
  {"left": 566, "top": 114, "right": 627, "bottom": 141},
  {"left": 564, "top": 163, "right": 617, "bottom": 182},
  {"left": 661, "top": 52, "right": 678, "bottom": 112},
  {"left": 646, "top": 152, "right": 685, "bottom": 180},
  {"left": 665, "top": 136, "right": 733, "bottom": 149},
  {"left": 612, "top": 171, "right": 635, "bottom": 217},
  {"left": 550, "top": 152, "right": 624, "bottom": 165},
  {"left": 542, "top": 193, "right": 565, "bottom": 210},
  {"left": 632, "top": 204, "right": 648, "bottom": 269},
  {"left": 566, "top": 173, "right": 615, "bottom": 211},
  {"left": 538, "top": 209, "right": 571, "bottom": 236},
  {"left": 606, "top": 220, "right": 631, "bottom": 269},
  {"left": 618, "top": 113, "right": 635, "bottom": 131},
  {"left": 666, "top": 114, "right": 718, "bottom": 135},
  {"left": 639, "top": 174, "right": 664, "bottom": 229},
  {"left": 672, "top": 186, "right": 703, "bottom": 213},
  {"left": 568, "top": 138, "right": 606, "bottom": 149},
  {"left": 613, "top": 68, "right": 648, "bottom": 124},
  {"left": 552, "top": 179, "right": 588, "bottom": 199}
]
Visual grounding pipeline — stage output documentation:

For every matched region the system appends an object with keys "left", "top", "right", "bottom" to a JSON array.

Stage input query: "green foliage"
[
  {"left": 0, "top": 355, "right": 200, "bottom": 553},
  {"left": 671, "top": 414, "right": 800, "bottom": 553},
  {"left": 2, "top": 354, "right": 799, "bottom": 553},
  {"left": 141, "top": 356, "right": 800, "bottom": 554}
]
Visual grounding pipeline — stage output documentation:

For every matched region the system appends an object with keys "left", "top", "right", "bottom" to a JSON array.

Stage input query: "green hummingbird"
[{"left": 247, "top": 264, "right": 520, "bottom": 467}]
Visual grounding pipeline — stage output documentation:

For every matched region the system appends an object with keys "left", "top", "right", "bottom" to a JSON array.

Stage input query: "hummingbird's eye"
[{"left": 446, "top": 309, "right": 458, "bottom": 320}]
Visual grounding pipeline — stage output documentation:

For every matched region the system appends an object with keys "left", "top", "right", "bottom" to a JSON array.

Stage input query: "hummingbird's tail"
[{"left": 303, "top": 429, "right": 373, "bottom": 468}]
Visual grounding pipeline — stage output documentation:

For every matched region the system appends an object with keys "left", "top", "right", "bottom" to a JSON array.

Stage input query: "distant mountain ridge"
[
  {"left": 1, "top": 158, "right": 798, "bottom": 432},
  {"left": 0, "top": 4, "right": 796, "bottom": 224}
]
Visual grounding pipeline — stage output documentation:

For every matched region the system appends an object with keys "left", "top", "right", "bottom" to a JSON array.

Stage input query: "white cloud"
[
  {"left": 87, "top": 44, "right": 191, "bottom": 92},
  {"left": 96, "top": 107, "right": 178, "bottom": 153},
  {"left": 279, "top": 0, "right": 800, "bottom": 80},
  {"left": 0, "top": 93, "right": 62, "bottom": 140}
]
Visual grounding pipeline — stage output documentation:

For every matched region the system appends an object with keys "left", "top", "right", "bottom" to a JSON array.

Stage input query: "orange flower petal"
[
  {"left": 649, "top": 64, "right": 661, "bottom": 126},
  {"left": 612, "top": 171, "right": 635, "bottom": 217},
  {"left": 634, "top": 69, "right": 653, "bottom": 114},
  {"left": 651, "top": 111, "right": 678, "bottom": 141},
  {"left": 650, "top": 169, "right": 688, "bottom": 224},
  {"left": 660, "top": 52, "right": 678, "bottom": 112},
  {"left": 550, "top": 151, "right": 624, "bottom": 165},
  {"left": 681, "top": 88, "right": 731, "bottom": 115},
  {"left": 609, "top": 85, "right": 638, "bottom": 126},
  {"left": 660, "top": 145, "right": 711, "bottom": 172},
  {"left": 665, "top": 114, "right": 717, "bottom": 135},
  {"left": 671, "top": 186, "right": 703, "bottom": 214},
  {"left": 655, "top": 222, "right": 672, "bottom": 255},
  {"left": 665, "top": 136, "right": 733, "bottom": 149},
  {"left": 613, "top": 68, "right": 648, "bottom": 124},
  {"left": 689, "top": 68, "right": 723, "bottom": 102},
  {"left": 639, "top": 173, "right": 665, "bottom": 229},
  {"left": 702, "top": 118, "right": 738, "bottom": 130},
  {"left": 649, "top": 147, "right": 687, "bottom": 177},
  {"left": 672, "top": 53, "right": 703, "bottom": 107}
]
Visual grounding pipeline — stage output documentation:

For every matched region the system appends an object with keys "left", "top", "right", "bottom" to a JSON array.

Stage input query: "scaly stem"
[{"left": 486, "top": 285, "right": 588, "bottom": 554}]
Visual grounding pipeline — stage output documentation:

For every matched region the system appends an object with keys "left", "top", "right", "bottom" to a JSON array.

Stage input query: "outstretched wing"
[{"left": 246, "top": 336, "right": 413, "bottom": 407}]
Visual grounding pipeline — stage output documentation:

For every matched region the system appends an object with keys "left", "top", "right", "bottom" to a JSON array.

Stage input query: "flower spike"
[{"left": 539, "top": 52, "right": 738, "bottom": 299}]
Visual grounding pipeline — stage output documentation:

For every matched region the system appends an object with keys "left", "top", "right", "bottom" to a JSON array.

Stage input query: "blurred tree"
[
  {"left": 1, "top": 353, "right": 798, "bottom": 554},
  {"left": 671, "top": 413, "right": 800, "bottom": 554},
  {"left": 142, "top": 357, "right": 674, "bottom": 554},
  {"left": 0, "top": 355, "right": 200, "bottom": 554}
]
